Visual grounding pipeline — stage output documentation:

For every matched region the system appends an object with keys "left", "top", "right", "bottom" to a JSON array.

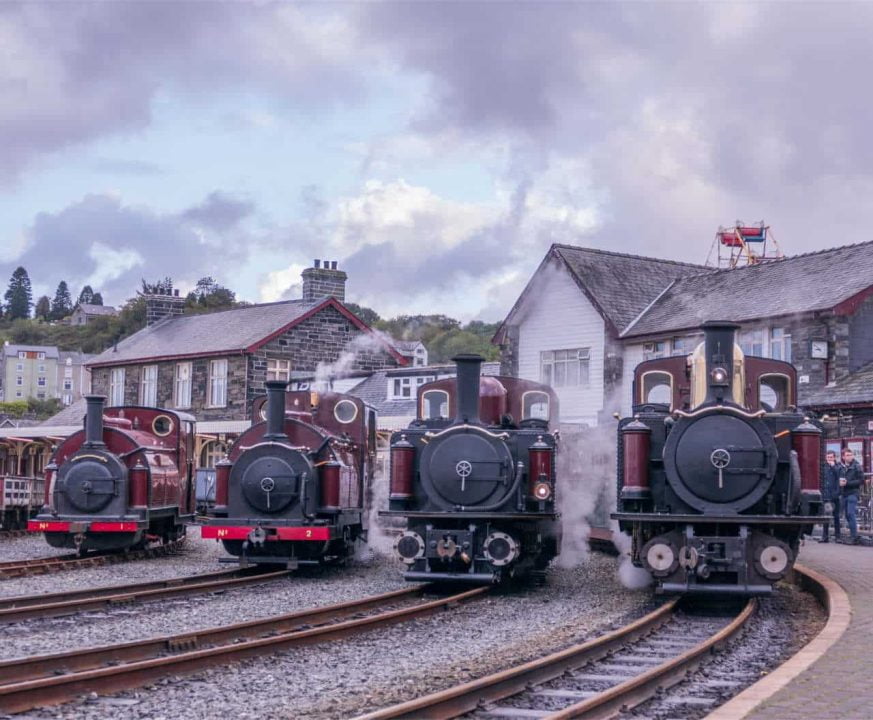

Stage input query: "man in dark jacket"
[
  {"left": 821, "top": 450, "right": 841, "bottom": 542},
  {"left": 839, "top": 448, "right": 864, "bottom": 544}
]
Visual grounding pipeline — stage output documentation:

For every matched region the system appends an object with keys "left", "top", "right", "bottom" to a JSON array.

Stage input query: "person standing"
[
  {"left": 839, "top": 448, "right": 864, "bottom": 545},
  {"left": 821, "top": 450, "right": 841, "bottom": 542}
]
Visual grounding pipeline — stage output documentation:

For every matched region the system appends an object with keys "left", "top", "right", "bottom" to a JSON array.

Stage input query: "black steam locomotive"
[
  {"left": 383, "top": 354, "right": 561, "bottom": 584},
  {"left": 30, "top": 396, "right": 196, "bottom": 553},
  {"left": 614, "top": 322, "right": 822, "bottom": 595},
  {"left": 200, "top": 381, "right": 377, "bottom": 568}
]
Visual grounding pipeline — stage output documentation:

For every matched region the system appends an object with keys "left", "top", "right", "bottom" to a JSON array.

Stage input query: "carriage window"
[
  {"left": 641, "top": 372, "right": 673, "bottom": 405},
  {"left": 421, "top": 390, "right": 449, "bottom": 419},
  {"left": 522, "top": 391, "right": 550, "bottom": 421},
  {"left": 758, "top": 374, "right": 790, "bottom": 412},
  {"left": 334, "top": 399, "right": 358, "bottom": 424}
]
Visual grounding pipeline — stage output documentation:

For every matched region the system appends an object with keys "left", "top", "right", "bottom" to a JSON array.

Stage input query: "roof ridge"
[{"left": 552, "top": 243, "right": 710, "bottom": 270}]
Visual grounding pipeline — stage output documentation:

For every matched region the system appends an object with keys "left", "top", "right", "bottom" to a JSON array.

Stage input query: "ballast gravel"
[
  {"left": 0, "top": 535, "right": 406, "bottom": 661},
  {"left": 10, "top": 552, "right": 657, "bottom": 720}
]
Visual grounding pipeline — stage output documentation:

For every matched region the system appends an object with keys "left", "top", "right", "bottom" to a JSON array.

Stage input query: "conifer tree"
[
  {"left": 34, "top": 295, "right": 51, "bottom": 321},
  {"left": 77, "top": 285, "right": 94, "bottom": 305},
  {"left": 91, "top": 292, "right": 104, "bottom": 306},
  {"left": 50, "top": 280, "right": 73, "bottom": 320},
  {"left": 4, "top": 266, "right": 33, "bottom": 320}
]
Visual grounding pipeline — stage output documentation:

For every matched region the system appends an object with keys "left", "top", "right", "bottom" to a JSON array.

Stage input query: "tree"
[
  {"left": 91, "top": 292, "right": 104, "bottom": 306},
  {"left": 185, "top": 276, "right": 236, "bottom": 313},
  {"left": 50, "top": 281, "right": 73, "bottom": 320},
  {"left": 34, "top": 295, "right": 50, "bottom": 321},
  {"left": 141, "top": 277, "right": 173, "bottom": 294},
  {"left": 77, "top": 285, "right": 95, "bottom": 305},
  {"left": 345, "top": 302, "right": 381, "bottom": 326},
  {"left": 4, "top": 266, "right": 33, "bottom": 320}
]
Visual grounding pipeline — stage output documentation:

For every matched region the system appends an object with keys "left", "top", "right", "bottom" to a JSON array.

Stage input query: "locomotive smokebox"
[
  {"left": 453, "top": 354, "right": 484, "bottom": 424},
  {"left": 83, "top": 395, "right": 107, "bottom": 448},
  {"left": 264, "top": 380, "right": 289, "bottom": 440},
  {"left": 702, "top": 321, "right": 739, "bottom": 404}
]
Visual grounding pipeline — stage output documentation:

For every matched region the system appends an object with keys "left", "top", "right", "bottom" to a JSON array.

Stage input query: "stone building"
[
  {"left": 495, "top": 240, "right": 873, "bottom": 431},
  {"left": 86, "top": 262, "right": 405, "bottom": 422},
  {"left": 68, "top": 304, "right": 118, "bottom": 326}
]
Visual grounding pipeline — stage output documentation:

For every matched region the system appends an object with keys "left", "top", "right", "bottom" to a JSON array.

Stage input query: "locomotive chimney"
[
  {"left": 83, "top": 395, "right": 107, "bottom": 448},
  {"left": 264, "top": 380, "right": 289, "bottom": 441},
  {"left": 453, "top": 354, "right": 483, "bottom": 424},
  {"left": 702, "top": 321, "right": 739, "bottom": 404}
]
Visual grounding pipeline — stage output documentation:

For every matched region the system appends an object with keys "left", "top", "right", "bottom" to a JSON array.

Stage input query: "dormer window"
[{"left": 388, "top": 375, "right": 435, "bottom": 400}]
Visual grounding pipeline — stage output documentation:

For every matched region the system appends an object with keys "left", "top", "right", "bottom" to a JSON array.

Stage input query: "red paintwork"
[
  {"left": 528, "top": 445, "right": 553, "bottom": 496},
  {"left": 320, "top": 462, "right": 340, "bottom": 508},
  {"left": 622, "top": 423, "right": 651, "bottom": 491},
  {"left": 415, "top": 376, "right": 560, "bottom": 428},
  {"left": 89, "top": 521, "right": 142, "bottom": 532},
  {"left": 479, "top": 376, "right": 508, "bottom": 424},
  {"left": 389, "top": 444, "right": 415, "bottom": 499},
  {"left": 200, "top": 525, "right": 331, "bottom": 541},
  {"left": 28, "top": 520, "right": 70, "bottom": 532},
  {"left": 793, "top": 429, "right": 822, "bottom": 493}
]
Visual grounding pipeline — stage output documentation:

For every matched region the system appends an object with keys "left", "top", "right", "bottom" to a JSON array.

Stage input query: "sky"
[{"left": 3, "top": 2, "right": 873, "bottom": 322}]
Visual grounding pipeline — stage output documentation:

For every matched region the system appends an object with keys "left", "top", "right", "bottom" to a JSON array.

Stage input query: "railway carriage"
[
  {"left": 200, "top": 381, "right": 376, "bottom": 568},
  {"left": 615, "top": 322, "right": 822, "bottom": 595},
  {"left": 29, "top": 396, "right": 196, "bottom": 552},
  {"left": 383, "top": 354, "right": 561, "bottom": 584}
]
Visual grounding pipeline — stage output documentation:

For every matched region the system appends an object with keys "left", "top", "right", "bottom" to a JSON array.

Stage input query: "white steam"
[
  {"left": 613, "top": 528, "right": 653, "bottom": 590},
  {"left": 313, "top": 329, "right": 396, "bottom": 391}
]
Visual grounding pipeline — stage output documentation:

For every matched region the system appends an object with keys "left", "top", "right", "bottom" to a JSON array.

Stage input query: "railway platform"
[{"left": 709, "top": 540, "right": 862, "bottom": 720}]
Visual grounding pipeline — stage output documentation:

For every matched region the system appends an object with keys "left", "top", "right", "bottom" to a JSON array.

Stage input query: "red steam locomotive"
[
  {"left": 615, "top": 322, "right": 822, "bottom": 595},
  {"left": 384, "top": 354, "right": 561, "bottom": 584},
  {"left": 29, "top": 395, "right": 196, "bottom": 552},
  {"left": 200, "top": 381, "right": 376, "bottom": 568}
]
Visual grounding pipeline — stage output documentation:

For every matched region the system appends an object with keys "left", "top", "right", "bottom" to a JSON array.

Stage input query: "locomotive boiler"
[
  {"left": 200, "top": 381, "right": 376, "bottom": 568},
  {"left": 29, "top": 396, "right": 196, "bottom": 552},
  {"left": 614, "top": 322, "right": 822, "bottom": 595},
  {"left": 383, "top": 354, "right": 561, "bottom": 584}
]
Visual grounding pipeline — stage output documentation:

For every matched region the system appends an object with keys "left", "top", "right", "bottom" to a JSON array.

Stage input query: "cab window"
[
  {"left": 522, "top": 391, "right": 550, "bottom": 421},
  {"left": 758, "top": 374, "right": 790, "bottom": 412},
  {"left": 421, "top": 390, "right": 449, "bottom": 419},
  {"left": 641, "top": 371, "right": 673, "bottom": 406}
]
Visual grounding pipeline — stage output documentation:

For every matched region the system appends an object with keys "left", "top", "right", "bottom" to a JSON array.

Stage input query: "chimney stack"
[
  {"left": 301, "top": 260, "right": 347, "bottom": 303},
  {"left": 143, "top": 286, "right": 185, "bottom": 327}
]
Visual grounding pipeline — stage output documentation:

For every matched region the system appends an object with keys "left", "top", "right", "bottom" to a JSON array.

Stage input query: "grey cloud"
[
  {"left": 181, "top": 192, "right": 255, "bottom": 232},
  {"left": 4, "top": 191, "right": 255, "bottom": 305}
]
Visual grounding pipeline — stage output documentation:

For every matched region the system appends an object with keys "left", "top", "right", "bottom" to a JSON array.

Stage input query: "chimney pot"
[
  {"left": 314, "top": 259, "right": 320, "bottom": 268},
  {"left": 331, "top": 261, "right": 338, "bottom": 270}
]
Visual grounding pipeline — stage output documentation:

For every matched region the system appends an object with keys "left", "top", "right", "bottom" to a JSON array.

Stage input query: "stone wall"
[
  {"left": 91, "top": 355, "right": 249, "bottom": 420},
  {"left": 301, "top": 266, "right": 347, "bottom": 303},
  {"left": 144, "top": 291, "right": 186, "bottom": 327}
]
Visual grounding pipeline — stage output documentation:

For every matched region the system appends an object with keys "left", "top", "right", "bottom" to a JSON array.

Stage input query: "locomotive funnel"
[
  {"left": 702, "top": 321, "right": 740, "bottom": 404},
  {"left": 264, "top": 380, "right": 289, "bottom": 441},
  {"left": 83, "top": 395, "right": 107, "bottom": 448},
  {"left": 453, "top": 354, "right": 483, "bottom": 424}
]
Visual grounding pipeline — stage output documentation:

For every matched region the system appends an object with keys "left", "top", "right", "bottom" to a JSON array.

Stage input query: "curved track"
[
  {"left": 356, "top": 597, "right": 756, "bottom": 720},
  {"left": 0, "top": 567, "right": 290, "bottom": 624},
  {"left": 0, "top": 538, "right": 186, "bottom": 580},
  {"left": 0, "top": 584, "right": 488, "bottom": 714}
]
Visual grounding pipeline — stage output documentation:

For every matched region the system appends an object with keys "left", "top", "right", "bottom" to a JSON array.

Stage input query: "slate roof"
[
  {"left": 76, "top": 304, "right": 117, "bottom": 316},
  {"left": 623, "top": 240, "right": 873, "bottom": 338},
  {"left": 802, "top": 363, "right": 873, "bottom": 408},
  {"left": 553, "top": 245, "right": 707, "bottom": 332},
  {"left": 2, "top": 344, "right": 60, "bottom": 359},
  {"left": 42, "top": 398, "right": 87, "bottom": 427}
]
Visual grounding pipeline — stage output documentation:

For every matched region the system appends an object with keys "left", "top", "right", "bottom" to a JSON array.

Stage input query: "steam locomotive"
[
  {"left": 29, "top": 396, "right": 196, "bottom": 552},
  {"left": 384, "top": 354, "right": 561, "bottom": 584},
  {"left": 614, "top": 322, "right": 822, "bottom": 595},
  {"left": 200, "top": 381, "right": 376, "bottom": 568}
]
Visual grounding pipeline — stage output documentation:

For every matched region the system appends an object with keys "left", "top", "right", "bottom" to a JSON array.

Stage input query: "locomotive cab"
[{"left": 615, "top": 322, "right": 822, "bottom": 595}]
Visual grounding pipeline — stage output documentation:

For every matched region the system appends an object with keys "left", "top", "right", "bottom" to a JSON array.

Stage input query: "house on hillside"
[
  {"left": 87, "top": 261, "right": 406, "bottom": 424},
  {"left": 57, "top": 351, "right": 92, "bottom": 406},
  {"left": 68, "top": 304, "right": 118, "bottom": 326},
  {"left": 495, "top": 241, "right": 873, "bottom": 440}
]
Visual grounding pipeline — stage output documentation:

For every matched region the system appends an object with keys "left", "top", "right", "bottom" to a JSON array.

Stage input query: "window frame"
[
  {"left": 758, "top": 372, "right": 792, "bottom": 413},
  {"left": 639, "top": 370, "right": 674, "bottom": 407},
  {"left": 421, "top": 389, "right": 450, "bottom": 419},
  {"left": 540, "top": 348, "right": 591, "bottom": 388},
  {"left": 109, "top": 367, "right": 126, "bottom": 406},
  {"left": 174, "top": 362, "right": 192, "bottom": 409},
  {"left": 521, "top": 390, "right": 551, "bottom": 421},
  {"left": 266, "top": 358, "right": 291, "bottom": 382},
  {"left": 208, "top": 358, "right": 228, "bottom": 408},
  {"left": 140, "top": 364, "right": 158, "bottom": 407}
]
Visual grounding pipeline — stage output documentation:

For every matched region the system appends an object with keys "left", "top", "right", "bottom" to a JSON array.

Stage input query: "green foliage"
[
  {"left": 34, "top": 295, "right": 50, "bottom": 321},
  {"left": 50, "top": 281, "right": 73, "bottom": 320},
  {"left": 185, "top": 277, "right": 236, "bottom": 313},
  {"left": 91, "top": 292, "right": 104, "bottom": 306},
  {"left": 27, "top": 396, "right": 62, "bottom": 420},
  {"left": 77, "top": 285, "right": 94, "bottom": 305},
  {"left": 4, "top": 266, "right": 33, "bottom": 320},
  {"left": 345, "top": 302, "right": 381, "bottom": 326},
  {"left": 373, "top": 314, "right": 500, "bottom": 364},
  {"left": 0, "top": 401, "right": 28, "bottom": 418},
  {"left": 141, "top": 277, "right": 173, "bottom": 294}
]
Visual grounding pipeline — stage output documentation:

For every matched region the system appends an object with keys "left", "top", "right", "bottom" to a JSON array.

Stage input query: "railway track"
[
  {"left": 0, "top": 538, "right": 186, "bottom": 580},
  {"left": 0, "top": 567, "right": 290, "bottom": 624},
  {"left": 357, "top": 597, "right": 756, "bottom": 720},
  {"left": 0, "top": 584, "right": 488, "bottom": 714}
]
